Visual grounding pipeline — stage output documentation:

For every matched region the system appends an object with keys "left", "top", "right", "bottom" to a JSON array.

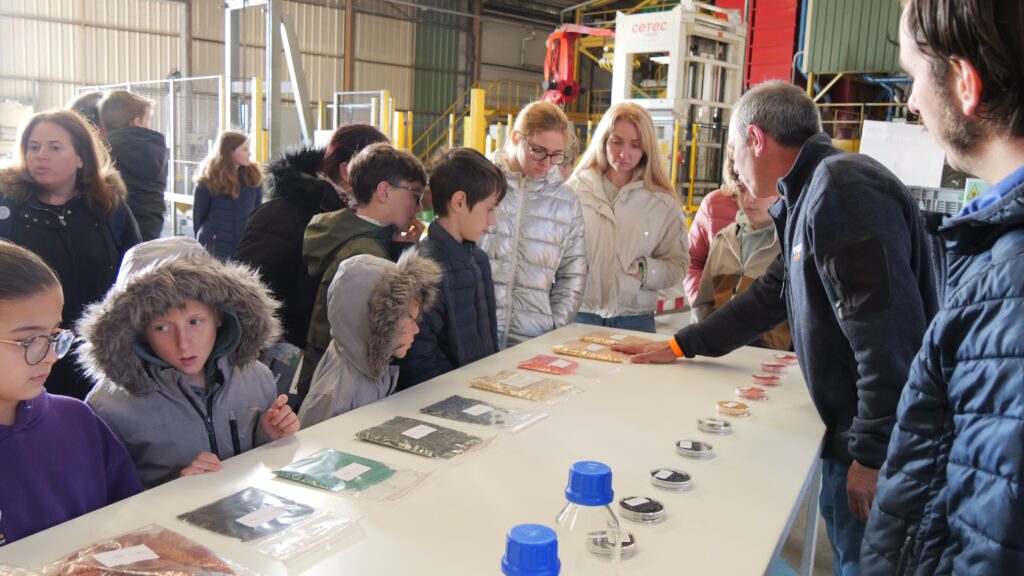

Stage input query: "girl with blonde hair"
[
  {"left": 192, "top": 131, "right": 263, "bottom": 261},
  {"left": 481, "top": 101, "right": 587, "bottom": 348},
  {"left": 566, "top": 101, "right": 689, "bottom": 332}
]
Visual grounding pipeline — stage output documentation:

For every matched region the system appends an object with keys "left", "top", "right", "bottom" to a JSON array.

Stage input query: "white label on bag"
[
  {"left": 624, "top": 497, "right": 649, "bottom": 507},
  {"left": 402, "top": 424, "right": 437, "bottom": 439},
  {"left": 93, "top": 545, "right": 159, "bottom": 568},
  {"left": 678, "top": 441, "right": 693, "bottom": 449},
  {"left": 584, "top": 343, "right": 604, "bottom": 352},
  {"left": 500, "top": 373, "right": 543, "bottom": 388},
  {"left": 723, "top": 402, "right": 739, "bottom": 408},
  {"left": 550, "top": 359, "right": 573, "bottom": 368},
  {"left": 332, "top": 462, "right": 372, "bottom": 482},
  {"left": 462, "top": 404, "right": 494, "bottom": 416},
  {"left": 610, "top": 333, "right": 627, "bottom": 341},
  {"left": 236, "top": 505, "right": 288, "bottom": 528},
  {"left": 654, "top": 469, "right": 673, "bottom": 480}
]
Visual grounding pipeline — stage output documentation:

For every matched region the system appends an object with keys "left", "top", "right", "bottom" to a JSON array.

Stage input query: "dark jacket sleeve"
[
  {"left": 673, "top": 254, "right": 789, "bottom": 357},
  {"left": 234, "top": 200, "right": 294, "bottom": 291},
  {"left": 192, "top": 184, "right": 211, "bottom": 238},
  {"left": 117, "top": 201, "right": 143, "bottom": 253},
  {"left": 807, "top": 175, "right": 930, "bottom": 469},
  {"left": 860, "top": 337, "right": 952, "bottom": 575},
  {"left": 398, "top": 281, "right": 454, "bottom": 389}
]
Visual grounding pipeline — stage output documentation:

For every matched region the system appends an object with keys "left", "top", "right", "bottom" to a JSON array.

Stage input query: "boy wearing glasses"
[
  {"left": 300, "top": 143, "right": 427, "bottom": 405},
  {"left": 398, "top": 149, "right": 507, "bottom": 390},
  {"left": 0, "top": 241, "right": 140, "bottom": 547}
]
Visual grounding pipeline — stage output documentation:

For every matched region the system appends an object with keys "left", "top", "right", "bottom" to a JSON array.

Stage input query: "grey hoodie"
[
  {"left": 77, "top": 237, "right": 284, "bottom": 488},
  {"left": 298, "top": 248, "right": 440, "bottom": 428}
]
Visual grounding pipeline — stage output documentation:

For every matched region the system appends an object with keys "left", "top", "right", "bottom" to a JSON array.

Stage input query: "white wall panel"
[
  {"left": 480, "top": 21, "right": 547, "bottom": 71},
  {"left": 81, "top": 27, "right": 179, "bottom": 85},
  {"left": 354, "top": 13, "right": 413, "bottom": 66},
  {"left": 90, "top": 0, "right": 179, "bottom": 34},
  {"left": 354, "top": 61, "right": 412, "bottom": 109}
]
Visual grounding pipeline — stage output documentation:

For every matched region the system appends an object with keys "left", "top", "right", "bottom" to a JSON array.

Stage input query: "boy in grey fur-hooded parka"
[
  {"left": 77, "top": 237, "right": 284, "bottom": 488},
  {"left": 298, "top": 248, "right": 440, "bottom": 428}
]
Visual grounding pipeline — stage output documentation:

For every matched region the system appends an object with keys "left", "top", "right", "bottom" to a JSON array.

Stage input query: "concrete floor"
[{"left": 654, "top": 310, "right": 836, "bottom": 576}]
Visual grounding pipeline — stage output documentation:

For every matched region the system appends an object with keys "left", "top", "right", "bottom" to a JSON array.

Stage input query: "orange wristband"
[{"left": 668, "top": 337, "right": 684, "bottom": 358}]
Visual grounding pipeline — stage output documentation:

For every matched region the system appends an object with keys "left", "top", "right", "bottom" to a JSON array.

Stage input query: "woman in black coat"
[
  {"left": 234, "top": 124, "right": 387, "bottom": 349},
  {"left": 0, "top": 109, "right": 141, "bottom": 399}
]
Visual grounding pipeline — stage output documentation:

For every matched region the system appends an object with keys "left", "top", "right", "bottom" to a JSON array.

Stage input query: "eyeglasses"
[
  {"left": 523, "top": 140, "right": 567, "bottom": 165},
  {"left": 389, "top": 182, "right": 424, "bottom": 205},
  {"left": 0, "top": 329, "right": 76, "bottom": 366}
]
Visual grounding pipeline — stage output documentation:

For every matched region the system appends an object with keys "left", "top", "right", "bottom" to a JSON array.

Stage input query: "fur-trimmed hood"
[
  {"left": 76, "top": 237, "right": 282, "bottom": 394},
  {"left": 327, "top": 247, "right": 441, "bottom": 379},
  {"left": 0, "top": 165, "right": 127, "bottom": 204},
  {"left": 264, "top": 146, "right": 344, "bottom": 208}
]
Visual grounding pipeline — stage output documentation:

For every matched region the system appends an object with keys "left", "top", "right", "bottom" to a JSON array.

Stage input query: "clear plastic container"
[
  {"left": 502, "top": 524, "right": 560, "bottom": 576},
  {"left": 555, "top": 461, "right": 621, "bottom": 575}
]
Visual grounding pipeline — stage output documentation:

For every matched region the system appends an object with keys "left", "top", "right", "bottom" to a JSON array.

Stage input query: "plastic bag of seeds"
[
  {"left": 176, "top": 488, "right": 357, "bottom": 565},
  {"left": 273, "top": 449, "right": 428, "bottom": 501},
  {"left": 419, "top": 395, "right": 548, "bottom": 433},
  {"left": 354, "top": 416, "right": 487, "bottom": 459},
  {"left": 552, "top": 340, "right": 631, "bottom": 363},
  {"left": 517, "top": 354, "right": 579, "bottom": 375},
  {"left": 470, "top": 370, "right": 579, "bottom": 403},
  {"left": 579, "top": 330, "right": 655, "bottom": 347},
  {"left": 42, "top": 524, "right": 253, "bottom": 575}
]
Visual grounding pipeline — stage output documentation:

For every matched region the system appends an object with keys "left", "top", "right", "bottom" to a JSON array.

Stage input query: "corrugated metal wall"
[
  {"left": 412, "top": 0, "right": 467, "bottom": 156},
  {"left": 0, "top": 0, "right": 180, "bottom": 110},
  {"left": 804, "top": 0, "right": 900, "bottom": 74}
]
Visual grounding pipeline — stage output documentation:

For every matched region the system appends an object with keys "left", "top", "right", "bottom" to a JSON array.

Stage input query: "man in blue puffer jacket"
[{"left": 861, "top": 1, "right": 1024, "bottom": 574}]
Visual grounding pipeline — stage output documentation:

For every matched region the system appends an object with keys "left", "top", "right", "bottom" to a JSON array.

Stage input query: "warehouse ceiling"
[{"left": 482, "top": 0, "right": 641, "bottom": 26}]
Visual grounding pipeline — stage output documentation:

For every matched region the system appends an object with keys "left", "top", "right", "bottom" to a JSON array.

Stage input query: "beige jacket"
[
  {"left": 691, "top": 217, "right": 791, "bottom": 351},
  {"left": 567, "top": 167, "right": 689, "bottom": 317}
]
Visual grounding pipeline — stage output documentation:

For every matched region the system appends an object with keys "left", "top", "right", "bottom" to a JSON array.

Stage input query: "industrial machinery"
[
  {"left": 542, "top": 24, "right": 614, "bottom": 106},
  {"left": 609, "top": 1, "right": 747, "bottom": 205}
]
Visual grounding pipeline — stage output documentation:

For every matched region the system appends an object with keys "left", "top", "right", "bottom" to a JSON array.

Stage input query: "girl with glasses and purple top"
[{"left": 0, "top": 240, "right": 141, "bottom": 548}]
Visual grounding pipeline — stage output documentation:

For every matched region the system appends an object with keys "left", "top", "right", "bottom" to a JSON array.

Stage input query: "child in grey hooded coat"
[
  {"left": 78, "top": 237, "right": 298, "bottom": 488},
  {"left": 298, "top": 248, "right": 440, "bottom": 428}
]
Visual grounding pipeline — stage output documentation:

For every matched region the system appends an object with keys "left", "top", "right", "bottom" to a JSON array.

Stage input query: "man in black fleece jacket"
[{"left": 617, "top": 81, "right": 937, "bottom": 576}]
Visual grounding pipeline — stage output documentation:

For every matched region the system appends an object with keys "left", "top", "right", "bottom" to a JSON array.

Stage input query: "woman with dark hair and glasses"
[
  {"left": 0, "top": 240, "right": 141, "bottom": 546},
  {"left": 0, "top": 109, "right": 142, "bottom": 400}
]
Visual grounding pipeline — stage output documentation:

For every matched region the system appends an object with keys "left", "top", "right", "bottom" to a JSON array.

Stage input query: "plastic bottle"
[
  {"left": 554, "top": 461, "right": 621, "bottom": 575},
  {"left": 502, "top": 524, "right": 560, "bottom": 576}
]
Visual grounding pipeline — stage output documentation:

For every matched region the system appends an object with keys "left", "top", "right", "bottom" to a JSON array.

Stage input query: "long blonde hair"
[
  {"left": 574, "top": 102, "right": 677, "bottom": 201},
  {"left": 503, "top": 101, "right": 575, "bottom": 171},
  {"left": 194, "top": 131, "right": 262, "bottom": 199}
]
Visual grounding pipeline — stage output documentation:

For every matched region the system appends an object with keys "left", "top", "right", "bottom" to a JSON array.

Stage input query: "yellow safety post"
[
  {"left": 380, "top": 90, "right": 391, "bottom": 138},
  {"left": 495, "top": 122, "right": 503, "bottom": 150},
  {"left": 219, "top": 75, "right": 229, "bottom": 132},
  {"left": 448, "top": 113, "right": 455, "bottom": 149},
  {"left": 586, "top": 120, "right": 594, "bottom": 148},
  {"left": 507, "top": 113, "right": 514, "bottom": 133},
  {"left": 687, "top": 123, "right": 699, "bottom": 207},
  {"left": 467, "top": 88, "right": 486, "bottom": 153},
  {"left": 485, "top": 135, "right": 495, "bottom": 156},
  {"left": 463, "top": 117, "right": 473, "bottom": 149},
  {"left": 254, "top": 76, "right": 268, "bottom": 163},
  {"left": 406, "top": 111, "right": 414, "bottom": 151},
  {"left": 317, "top": 100, "right": 327, "bottom": 131},
  {"left": 670, "top": 119, "right": 681, "bottom": 190},
  {"left": 393, "top": 111, "right": 406, "bottom": 150}
]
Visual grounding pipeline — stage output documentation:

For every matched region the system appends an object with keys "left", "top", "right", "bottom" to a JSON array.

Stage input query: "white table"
[{"left": 0, "top": 324, "right": 825, "bottom": 575}]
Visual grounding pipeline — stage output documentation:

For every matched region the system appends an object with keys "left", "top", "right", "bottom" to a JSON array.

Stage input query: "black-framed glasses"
[
  {"left": 0, "top": 329, "right": 75, "bottom": 366},
  {"left": 523, "top": 140, "right": 567, "bottom": 165},
  {"left": 389, "top": 182, "right": 424, "bottom": 205}
]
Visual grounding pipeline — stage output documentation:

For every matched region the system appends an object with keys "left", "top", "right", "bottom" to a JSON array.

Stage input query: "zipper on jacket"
[
  {"left": 179, "top": 380, "right": 223, "bottom": 456},
  {"left": 896, "top": 535, "right": 914, "bottom": 576},
  {"left": 229, "top": 414, "right": 242, "bottom": 456},
  {"left": 504, "top": 184, "right": 526, "bottom": 349}
]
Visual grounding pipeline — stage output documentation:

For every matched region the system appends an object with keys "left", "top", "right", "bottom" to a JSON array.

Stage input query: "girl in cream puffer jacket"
[{"left": 566, "top": 102, "right": 688, "bottom": 332}]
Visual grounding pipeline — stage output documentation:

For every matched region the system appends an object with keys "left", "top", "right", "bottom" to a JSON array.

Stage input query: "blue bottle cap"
[
  {"left": 502, "top": 524, "right": 560, "bottom": 576},
  {"left": 565, "top": 460, "right": 614, "bottom": 506}
]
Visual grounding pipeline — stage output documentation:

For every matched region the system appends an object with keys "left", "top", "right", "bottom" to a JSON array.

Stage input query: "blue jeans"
[
  {"left": 574, "top": 311, "right": 656, "bottom": 333},
  {"left": 820, "top": 459, "right": 866, "bottom": 576}
]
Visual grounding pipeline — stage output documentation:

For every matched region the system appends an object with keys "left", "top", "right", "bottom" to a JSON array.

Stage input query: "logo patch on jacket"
[{"left": 792, "top": 243, "right": 803, "bottom": 262}]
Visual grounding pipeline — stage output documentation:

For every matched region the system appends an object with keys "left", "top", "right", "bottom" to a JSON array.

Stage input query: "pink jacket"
[{"left": 685, "top": 189, "right": 740, "bottom": 304}]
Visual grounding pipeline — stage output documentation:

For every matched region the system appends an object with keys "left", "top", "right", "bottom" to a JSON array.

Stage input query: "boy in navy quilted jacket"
[{"left": 398, "top": 149, "right": 507, "bottom": 389}]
